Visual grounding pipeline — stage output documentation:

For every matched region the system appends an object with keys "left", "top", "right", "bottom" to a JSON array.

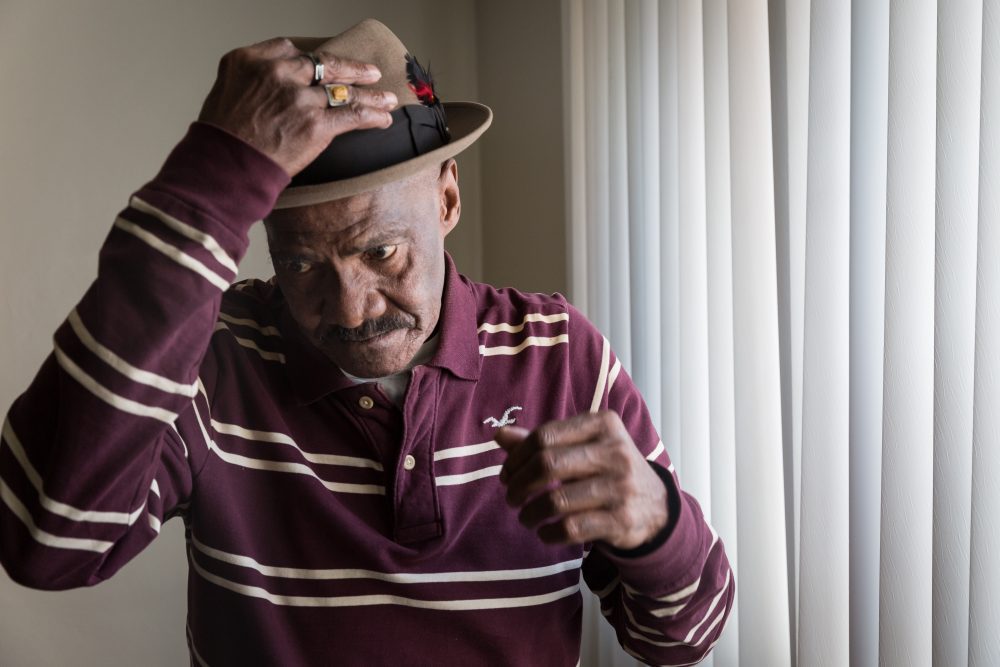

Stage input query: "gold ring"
[{"left": 324, "top": 83, "right": 350, "bottom": 108}]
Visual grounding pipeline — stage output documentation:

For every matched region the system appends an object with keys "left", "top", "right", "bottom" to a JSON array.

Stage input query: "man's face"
[{"left": 264, "top": 160, "right": 461, "bottom": 378}]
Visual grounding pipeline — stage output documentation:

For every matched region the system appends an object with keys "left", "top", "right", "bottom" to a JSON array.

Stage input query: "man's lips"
[{"left": 331, "top": 328, "right": 404, "bottom": 345}]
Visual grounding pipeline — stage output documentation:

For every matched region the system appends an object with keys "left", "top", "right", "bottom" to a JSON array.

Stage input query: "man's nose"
[{"left": 323, "top": 271, "right": 386, "bottom": 331}]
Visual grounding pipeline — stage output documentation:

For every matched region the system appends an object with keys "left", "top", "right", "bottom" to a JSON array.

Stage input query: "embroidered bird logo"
[{"left": 483, "top": 406, "right": 523, "bottom": 428}]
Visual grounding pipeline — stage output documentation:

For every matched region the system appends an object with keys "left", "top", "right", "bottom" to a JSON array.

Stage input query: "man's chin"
[{"left": 322, "top": 329, "right": 417, "bottom": 378}]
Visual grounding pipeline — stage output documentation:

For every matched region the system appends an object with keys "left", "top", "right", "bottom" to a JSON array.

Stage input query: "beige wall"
[
  {"left": 0, "top": 1, "right": 565, "bottom": 664},
  {"left": 476, "top": 0, "right": 567, "bottom": 295}
]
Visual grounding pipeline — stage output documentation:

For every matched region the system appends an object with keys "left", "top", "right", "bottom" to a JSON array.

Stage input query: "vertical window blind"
[{"left": 562, "top": 0, "right": 999, "bottom": 665}]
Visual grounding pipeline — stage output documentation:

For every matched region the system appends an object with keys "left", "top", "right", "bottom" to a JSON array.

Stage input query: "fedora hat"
[{"left": 273, "top": 19, "right": 492, "bottom": 209}]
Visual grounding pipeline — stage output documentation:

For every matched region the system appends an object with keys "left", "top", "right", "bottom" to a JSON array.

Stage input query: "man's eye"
[
  {"left": 367, "top": 245, "right": 398, "bottom": 261},
  {"left": 275, "top": 257, "right": 313, "bottom": 274}
]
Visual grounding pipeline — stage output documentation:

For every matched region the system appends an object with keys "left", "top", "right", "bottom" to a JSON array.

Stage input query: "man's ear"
[{"left": 437, "top": 159, "right": 461, "bottom": 236}]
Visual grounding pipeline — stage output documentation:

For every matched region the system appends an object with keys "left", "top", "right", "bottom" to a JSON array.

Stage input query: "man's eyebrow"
[
  {"left": 266, "top": 231, "right": 322, "bottom": 247},
  {"left": 343, "top": 227, "right": 410, "bottom": 253},
  {"left": 266, "top": 239, "right": 321, "bottom": 256}
]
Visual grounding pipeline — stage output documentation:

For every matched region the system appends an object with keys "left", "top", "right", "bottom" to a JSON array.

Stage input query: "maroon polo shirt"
[{"left": 0, "top": 122, "right": 733, "bottom": 666}]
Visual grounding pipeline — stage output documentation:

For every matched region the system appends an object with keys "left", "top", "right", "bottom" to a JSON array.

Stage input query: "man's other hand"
[
  {"left": 496, "top": 411, "right": 668, "bottom": 551},
  {"left": 198, "top": 37, "right": 398, "bottom": 177}
]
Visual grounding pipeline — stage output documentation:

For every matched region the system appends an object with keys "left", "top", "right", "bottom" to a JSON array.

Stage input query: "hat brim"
[{"left": 271, "top": 101, "right": 492, "bottom": 210}]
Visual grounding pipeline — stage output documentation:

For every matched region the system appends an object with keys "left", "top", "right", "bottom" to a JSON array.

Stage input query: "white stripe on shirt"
[
  {"left": 2, "top": 418, "right": 147, "bottom": 525},
  {"left": 625, "top": 602, "right": 728, "bottom": 650},
  {"left": 646, "top": 441, "right": 666, "bottom": 462},
  {"left": 191, "top": 534, "right": 582, "bottom": 583},
  {"left": 592, "top": 576, "right": 620, "bottom": 599},
  {"left": 624, "top": 603, "right": 666, "bottom": 637},
  {"left": 433, "top": 440, "right": 499, "bottom": 461},
  {"left": 218, "top": 312, "right": 282, "bottom": 337},
  {"left": 212, "top": 322, "right": 286, "bottom": 362},
  {"left": 624, "top": 530, "right": 720, "bottom": 611},
  {"left": 477, "top": 312, "right": 569, "bottom": 334},
  {"left": 211, "top": 419, "right": 383, "bottom": 470},
  {"left": 681, "top": 569, "right": 731, "bottom": 644},
  {"left": 67, "top": 308, "right": 198, "bottom": 397},
  {"left": 54, "top": 343, "right": 179, "bottom": 424},
  {"left": 0, "top": 479, "right": 114, "bottom": 553},
  {"left": 114, "top": 216, "right": 230, "bottom": 291},
  {"left": 130, "top": 195, "right": 238, "bottom": 274},
  {"left": 479, "top": 334, "right": 569, "bottom": 357},
  {"left": 189, "top": 551, "right": 581, "bottom": 611},
  {"left": 435, "top": 465, "right": 503, "bottom": 487},
  {"left": 190, "top": 396, "right": 383, "bottom": 496},
  {"left": 607, "top": 358, "right": 622, "bottom": 391},
  {"left": 589, "top": 336, "right": 611, "bottom": 413}
]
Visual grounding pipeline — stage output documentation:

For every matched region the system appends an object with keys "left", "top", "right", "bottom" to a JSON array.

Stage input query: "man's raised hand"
[
  {"left": 496, "top": 411, "right": 669, "bottom": 551},
  {"left": 197, "top": 37, "right": 397, "bottom": 177}
]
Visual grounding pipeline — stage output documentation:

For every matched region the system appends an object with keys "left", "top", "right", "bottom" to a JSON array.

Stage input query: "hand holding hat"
[
  {"left": 198, "top": 20, "right": 492, "bottom": 208},
  {"left": 197, "top": 36, "right": 398, "bottom": 177}
]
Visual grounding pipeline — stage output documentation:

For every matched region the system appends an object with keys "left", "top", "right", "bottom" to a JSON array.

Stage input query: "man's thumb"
[{"left": 495, "top": 425, "right": 530, "bottom": 450}]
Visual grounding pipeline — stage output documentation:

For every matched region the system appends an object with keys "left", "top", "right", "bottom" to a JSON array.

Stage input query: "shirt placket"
[
  {"left": 394, "top": 365, "right": 444, "bottom": 543},
  {"left": 342, "top": 368, "right": 443, "bottom": 544}
]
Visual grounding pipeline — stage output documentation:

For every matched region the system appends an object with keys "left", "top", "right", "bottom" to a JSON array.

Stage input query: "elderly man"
[{"left": 0, "top": 19, "right": 731, "bottom": 666}]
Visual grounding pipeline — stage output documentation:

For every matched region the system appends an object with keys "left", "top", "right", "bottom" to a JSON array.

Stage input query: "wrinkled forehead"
[
  {"left": 265, "top": 190, "right": 379, "bottom": 240},
  {"left": 263, "top": 167, "right": 439, "bottom": 244}
]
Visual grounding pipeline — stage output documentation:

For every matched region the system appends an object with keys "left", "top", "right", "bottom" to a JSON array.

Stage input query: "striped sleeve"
[
  {"left": 0, "top": 122, "right": 289, "bottom": 589},
  {"left": 567, "top": 304, "right": 734, "bottom": 665}
]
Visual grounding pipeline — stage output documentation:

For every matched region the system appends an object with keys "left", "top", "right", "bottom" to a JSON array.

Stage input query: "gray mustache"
[{"left": 322, "top": 314, "right": 416, "bottom": 343}]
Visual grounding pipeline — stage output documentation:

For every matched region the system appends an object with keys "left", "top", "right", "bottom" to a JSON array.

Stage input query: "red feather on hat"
[{"left": 405, "top": 54, "right": 439, "bottom": 107}]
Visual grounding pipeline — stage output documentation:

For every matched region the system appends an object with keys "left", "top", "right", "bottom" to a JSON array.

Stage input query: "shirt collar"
[
  {"left": 425, "top": 252, "right": 481, "bottom": 382},
  {"left": 281, "top": 252, "right": 481, "bottom": 406}
]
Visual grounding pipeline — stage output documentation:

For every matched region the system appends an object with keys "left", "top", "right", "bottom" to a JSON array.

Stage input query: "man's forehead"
[
  {"left": 264, "top": 166, "right": 439, "bottom": 238},
  {"left": 266, "top": 189, "right": 379, "bottom": 231}
]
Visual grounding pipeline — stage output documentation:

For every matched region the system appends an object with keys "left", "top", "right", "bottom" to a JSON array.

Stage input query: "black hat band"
[{"left": 290, "top": 104, "right": 451, "bottom": 188}]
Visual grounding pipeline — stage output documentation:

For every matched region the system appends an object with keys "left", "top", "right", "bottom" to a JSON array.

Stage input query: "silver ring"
[
  {"left": 305, "top": 52, "right": 324, "bottom": 86},
  {"left": 324, "top": 83, "right": 350, "bottom": 108}
]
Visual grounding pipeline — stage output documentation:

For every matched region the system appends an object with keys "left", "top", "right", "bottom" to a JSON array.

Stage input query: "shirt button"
[
  {"left": 358, "top": 396, "right": 375, "bottom": 410},
  {"left": 403, "top": 454, "right": 416, "bottom": 471}
]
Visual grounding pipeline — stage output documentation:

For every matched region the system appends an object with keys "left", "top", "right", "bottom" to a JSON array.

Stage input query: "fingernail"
[{"left": 498, "top": 426, "right": 530, "bottom": 443}]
